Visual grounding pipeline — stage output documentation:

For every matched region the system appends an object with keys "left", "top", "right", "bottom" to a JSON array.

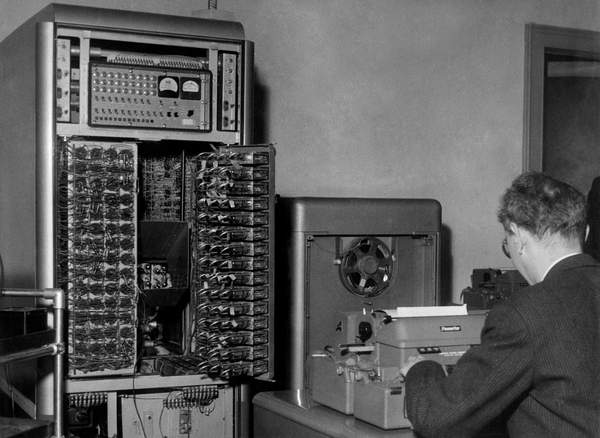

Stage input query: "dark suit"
[
  {"left": 405, "top": 253, "right": 600, "bottom": 437},
  {"left": 585, "top": 177, "right": 600, "bottom": 261}
]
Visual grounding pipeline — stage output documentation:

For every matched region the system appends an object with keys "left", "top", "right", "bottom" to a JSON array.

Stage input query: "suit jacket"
[
  {"left": 405, "top": 253, "right": 600, "bottom": 438},
  {"left": 585, "top": 177, "right": 600, "bottom": 261}
]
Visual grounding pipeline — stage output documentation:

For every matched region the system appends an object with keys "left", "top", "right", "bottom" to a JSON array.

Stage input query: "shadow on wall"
[
  {"left": 252, "top": 70, "right": 270, "bottom": 144},
  {"left": 441, "top": 224, "right": 453, "bottom": 305},
  {"left": 253, "top": 63, "right": 453, "bottom": 305}
]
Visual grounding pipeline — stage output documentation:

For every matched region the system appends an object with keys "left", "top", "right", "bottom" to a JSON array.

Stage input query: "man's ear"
[
  {"left": 585, "top": 224, "right": 590, "bottom": 241},
  {"left": 509, "top": 222, "right": 529, "bottom": 253}
]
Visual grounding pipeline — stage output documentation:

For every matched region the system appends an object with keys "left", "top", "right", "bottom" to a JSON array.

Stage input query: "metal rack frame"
[{"left": 0, "top": 288, "right": 65, "bottom": 438}]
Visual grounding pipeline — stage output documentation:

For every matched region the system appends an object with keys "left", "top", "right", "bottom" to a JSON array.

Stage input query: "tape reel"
[{"left": 339, "top": 237, "right": 394, "bottom": 297}]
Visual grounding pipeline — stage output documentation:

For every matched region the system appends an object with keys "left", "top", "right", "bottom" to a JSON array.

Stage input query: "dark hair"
[{"left": 497, "top": 172, "right": 586, "bottom": 241}]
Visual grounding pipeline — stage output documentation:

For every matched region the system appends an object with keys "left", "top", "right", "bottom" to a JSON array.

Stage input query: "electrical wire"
[
  {"left": 158, "top": 399, "right": 166, "bottom": 437},
  {"left": 159, "top": 390, "right": 181, "bottom": 437},
  {"left": 131, "top": 363, "right": 148, "bottom": 438}
]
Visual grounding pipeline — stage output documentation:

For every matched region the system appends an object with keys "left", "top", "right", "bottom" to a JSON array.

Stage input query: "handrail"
[
  {"left": 0, "top": 344, "right": 59, "bottom": 365},
  {"left": 0, "top": 288, "right": 65, "bottom": 438}
]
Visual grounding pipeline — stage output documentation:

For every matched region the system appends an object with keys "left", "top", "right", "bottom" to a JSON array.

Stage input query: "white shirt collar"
[{"left": 542, "top": 252, "right": 581, "bottom": 280}]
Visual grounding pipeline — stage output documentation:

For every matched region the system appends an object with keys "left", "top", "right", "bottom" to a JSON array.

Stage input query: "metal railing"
[{"left": 0, "top": 288, "right": 65, "bottom": 438}]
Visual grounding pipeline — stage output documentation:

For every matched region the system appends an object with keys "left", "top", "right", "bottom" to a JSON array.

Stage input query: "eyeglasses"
[{"left": 501, "top": 237, "right": 511, "bottom": 259}]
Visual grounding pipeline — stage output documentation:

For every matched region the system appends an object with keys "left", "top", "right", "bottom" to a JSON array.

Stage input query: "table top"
[
  {"left": 253, "top": 390, "right": 507, "bottom": 438},
  {"left": 253, "top": 390, "right": 417, "bottom": 438}
]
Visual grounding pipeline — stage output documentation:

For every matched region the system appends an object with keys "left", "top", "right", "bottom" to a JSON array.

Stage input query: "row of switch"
[{"left": 93, "top": 108, "right": 199, "bottom": 118}]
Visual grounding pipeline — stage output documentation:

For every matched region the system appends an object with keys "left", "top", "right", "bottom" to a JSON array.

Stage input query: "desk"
[
  {"left": 253, "top": 390, "right": 508, "bottom": 438},
  {"left": 253, "top": 390, "right": 416, "bottom": 438}
]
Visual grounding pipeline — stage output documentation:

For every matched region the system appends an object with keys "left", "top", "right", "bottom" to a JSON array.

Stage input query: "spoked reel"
[{"left": 339, "top": 237, "right": 395, "bottom": 297}]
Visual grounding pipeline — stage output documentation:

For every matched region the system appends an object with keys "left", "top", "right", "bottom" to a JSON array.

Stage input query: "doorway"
[{"left": 523, "top": 24, "right": 600, "bottom": 195}]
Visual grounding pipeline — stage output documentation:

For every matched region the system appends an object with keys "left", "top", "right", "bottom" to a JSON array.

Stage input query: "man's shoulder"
[
  {"left": 504, "top": 255, "right": 600, "bottom": 321},
  {"left": 545, "top": 253, "right": 600, "bottom": 282},
  {"left": 543, "top": 255, "right": 600, "bottom": 296}
]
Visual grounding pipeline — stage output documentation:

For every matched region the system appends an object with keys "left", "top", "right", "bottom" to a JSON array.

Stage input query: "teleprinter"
[{"left": 309, "top": 307, "right": 487, "bottom": 429}]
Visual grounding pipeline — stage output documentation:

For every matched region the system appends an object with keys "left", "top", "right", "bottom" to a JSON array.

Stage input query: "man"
[{"left": 404, "top": 172, "right": 600, "bottom": 437}]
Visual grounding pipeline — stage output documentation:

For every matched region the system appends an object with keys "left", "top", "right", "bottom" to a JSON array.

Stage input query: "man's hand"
[{"left": 400, "top": 354, "right": 426, "bottom": 378}]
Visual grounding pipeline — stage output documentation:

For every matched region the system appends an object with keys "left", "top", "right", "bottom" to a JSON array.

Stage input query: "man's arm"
[{"left": 405, "top": 303, "right": 534, "bottom": 437}]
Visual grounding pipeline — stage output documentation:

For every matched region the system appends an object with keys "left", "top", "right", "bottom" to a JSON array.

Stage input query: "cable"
[
  {"left": 158, "top": 403, "right": 166, "bottom": 438},
  {"left": 158, "top": 391, "right": 172, "bottom": 438},
  {"left": 131, "top": 364, "right": 148, "bottom": 438}
]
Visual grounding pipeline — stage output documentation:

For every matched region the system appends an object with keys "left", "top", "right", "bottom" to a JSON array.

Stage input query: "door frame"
[{"left": 523, "top": 24, "right": 600, "bottom": 171}]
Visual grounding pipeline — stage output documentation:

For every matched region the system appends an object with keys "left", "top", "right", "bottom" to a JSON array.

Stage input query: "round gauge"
[
  {"left": 182, "top": 79, "right": 200, "bottom": 93},
  {"left": 157, "top": 76, "right": 179, "bottom": 97},
  {"left": 180, "top": 78, "right": 202, "bottom": 100}
]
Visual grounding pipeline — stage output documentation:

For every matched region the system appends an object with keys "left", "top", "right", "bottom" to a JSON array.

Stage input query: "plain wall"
[{"left": 1, "top": 0, "right": 599, "bottom": 300}]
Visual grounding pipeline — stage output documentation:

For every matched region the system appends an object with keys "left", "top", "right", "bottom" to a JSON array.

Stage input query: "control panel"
[
  {"left": 89, "top": 63, "right": 212, "bottom": 131},
  {"left": 54, "top": 29, "right": 248, "bottom": 142},
  {"left": 218, "top": 52, "right": 239, "bottom": 131}
]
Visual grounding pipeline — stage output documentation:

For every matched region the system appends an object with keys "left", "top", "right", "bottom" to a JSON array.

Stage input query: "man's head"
[{"left": 497, "top": 172, "right": 586, "bottom": 283}]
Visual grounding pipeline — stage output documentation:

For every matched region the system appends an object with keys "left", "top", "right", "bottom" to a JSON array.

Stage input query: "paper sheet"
[{"left": 385, "top": 304, "right": 468, "bottom": 318}]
